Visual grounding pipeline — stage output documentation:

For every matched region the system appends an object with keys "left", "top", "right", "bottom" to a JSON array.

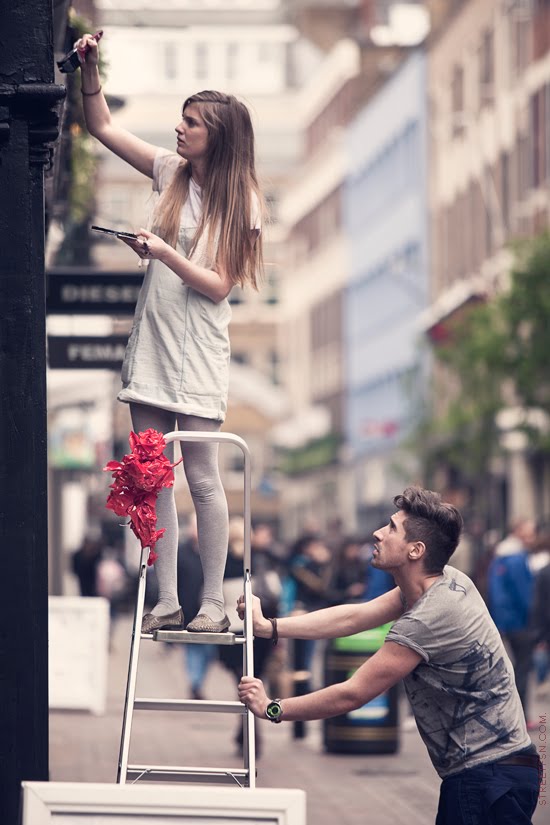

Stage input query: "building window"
[
  {"left": 533, "top": 0, "right": 550, "bottom": 60},
  {"left": 531, "top": 92, "right": 541, "bottom": 188},
  {"left": 258, "top": 42, "right": 277, "bottom": 63},
  {"left": 228, "top": 286, "right": 245, "bottom": 305},
  {"left": 517, "top": 132, "right": 530, "bottom": 200},
  {"left": 264, "top": 266, "right": 279, "bottom": 305},
  {"left": 164, "top": 43, "right": 177, "bottom": 80},
  {"left": 511, "top": 0, "right": 531, "bottom": 75},
  {"left": 226, "top": 43, "right": 238, "bottom": 80},
  {"left": 263, "top": 191, "right": 277, "bottom": 223},
  {"left": 484, "top": 167, "right": 493, "bottom": 257},
  {"left": 269, "top": 349, "right": 279, "bottom": 385},
  {"left": 195, "top": 43, "right": 208, "bottom": 81},
  {"left": 531, "top": 86, "right": 548, "bottom": 189},
  {"left": 479, "top": 29, "right": 494, "bottom": 108},
  {"left": 451, "top": 65, "right": 465, "bottom": 138},
  {"left": 501, "top": 151, "right": 510, "bottom": 234}
]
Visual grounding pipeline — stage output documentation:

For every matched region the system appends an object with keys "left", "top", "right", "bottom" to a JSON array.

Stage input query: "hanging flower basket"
[{"left": 103, "top": 429, "right": 181, "bottom": 565}]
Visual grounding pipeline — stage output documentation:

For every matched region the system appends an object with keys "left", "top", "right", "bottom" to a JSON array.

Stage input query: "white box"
[{"left": 49, "top": 596, "right": 110, "bottom": 715}]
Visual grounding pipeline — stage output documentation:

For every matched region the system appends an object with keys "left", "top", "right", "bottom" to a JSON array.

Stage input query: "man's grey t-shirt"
[{"left": 386, "top": 566, "right": 530, "bottom": 778}]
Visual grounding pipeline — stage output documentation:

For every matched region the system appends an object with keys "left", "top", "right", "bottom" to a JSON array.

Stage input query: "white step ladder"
[{"left": 117, "top": 431, "right": 256, "bottom": 788}]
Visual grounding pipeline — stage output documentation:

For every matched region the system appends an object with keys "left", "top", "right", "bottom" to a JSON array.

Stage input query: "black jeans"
[{"left": 436, "top": 759, "right": 541, "bottom": 824}]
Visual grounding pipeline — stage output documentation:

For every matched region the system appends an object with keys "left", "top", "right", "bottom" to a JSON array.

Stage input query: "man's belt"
[{"left": 496, "top": 753, "right": 541, "bottom": 769}]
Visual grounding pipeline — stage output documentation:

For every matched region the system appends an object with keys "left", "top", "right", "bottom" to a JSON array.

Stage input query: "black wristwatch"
[{"left": 265, "top": 698, "right": 284, "bottom": 723}]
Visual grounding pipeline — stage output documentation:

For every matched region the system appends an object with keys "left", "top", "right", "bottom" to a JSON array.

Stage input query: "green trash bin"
[{"left": 323, "top": 623, "right": 399, "bottom": 754}]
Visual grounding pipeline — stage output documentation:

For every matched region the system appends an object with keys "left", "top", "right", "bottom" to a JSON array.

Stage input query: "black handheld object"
[
  {"left": 91, "top": 225, "right": 139, "bottom": 240},
  {"left": 57, "top": 30, "right": 103, "bottom": 74}
]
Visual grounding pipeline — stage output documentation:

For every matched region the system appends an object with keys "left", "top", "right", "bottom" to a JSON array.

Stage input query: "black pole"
[{"left": 0, "top": 3, "right": 65, "bottom": 823}]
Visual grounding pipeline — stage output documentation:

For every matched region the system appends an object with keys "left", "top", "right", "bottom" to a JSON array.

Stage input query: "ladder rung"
[
  {"left": 134, "top": 698, "right": 246, "bottom": 714},
  {"left": 143, "top": 629, "right": 246, "bottom": 645},
  {"left": 126, "top": 764, "right": 250, "bottom": 785}
]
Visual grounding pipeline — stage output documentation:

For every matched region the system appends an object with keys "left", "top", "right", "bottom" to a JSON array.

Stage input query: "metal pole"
[
  {"left": 117, "top": 545, "right": 149, "bottom": 783},
  {"left": 0, "top": 2, "right": 65, "bottom": 822}
]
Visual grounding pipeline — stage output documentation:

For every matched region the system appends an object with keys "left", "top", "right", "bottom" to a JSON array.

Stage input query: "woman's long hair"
[{"left": 153, "top": 90, "right": 265, "bottom": 290}]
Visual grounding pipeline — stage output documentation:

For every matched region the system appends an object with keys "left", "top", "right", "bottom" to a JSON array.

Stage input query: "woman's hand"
[
  {"left": 121, "top": 228, "right": 171, "bottom": 262},
  {"left": 236, "top": 593, "right": 272, "bottom": 638},
  {"left": 238, "top": 676, "right": 269, "bottom": 719},
  {"left": 76, "top": 33, "right": 100, "bottom": 67}
]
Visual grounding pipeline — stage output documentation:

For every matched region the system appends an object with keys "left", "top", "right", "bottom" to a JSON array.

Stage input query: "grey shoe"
[
  {"left": 141, "top": 607, "right": 184, "bottom": 634},
  {"left": 186, "top": 613, "right": 230, "bottom": 633}
]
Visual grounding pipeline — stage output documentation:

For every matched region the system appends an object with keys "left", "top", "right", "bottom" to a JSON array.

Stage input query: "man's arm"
[
  {"left": 239, "top": 586, "right": 404, "bottom": 642},
  {"left": 238, "top": 641, "right": 421, "bottom": 721}
]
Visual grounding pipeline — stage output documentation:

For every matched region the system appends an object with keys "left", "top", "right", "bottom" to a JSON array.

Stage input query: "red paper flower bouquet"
[{"left": 103, "top": 429, "right": 181, "bottom": 565}]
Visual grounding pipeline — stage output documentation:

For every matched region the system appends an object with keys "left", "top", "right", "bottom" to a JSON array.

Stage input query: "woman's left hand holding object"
[{"left": 122, "top": 228, "right": 170, "bottom": 261}]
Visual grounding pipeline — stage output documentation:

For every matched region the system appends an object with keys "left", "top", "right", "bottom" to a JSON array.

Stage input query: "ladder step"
[
  {"left": 126, "top": 764, "right": 250, "bottom": 785},
  {"left": 134, "top": 698, "right": 246, "bottom": 714},
  {"left": 142, "top": 629, "right": 246, "bottom": 645}
]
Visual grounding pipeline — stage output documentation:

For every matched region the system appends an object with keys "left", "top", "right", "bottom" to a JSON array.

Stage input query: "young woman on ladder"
[{"left": 77, "top": 32, "right": 265, "bottom": 634}]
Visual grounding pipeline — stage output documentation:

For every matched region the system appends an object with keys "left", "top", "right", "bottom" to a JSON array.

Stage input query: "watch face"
[{"left": 266, "top": 701, "right": 282, "bottom": 720}]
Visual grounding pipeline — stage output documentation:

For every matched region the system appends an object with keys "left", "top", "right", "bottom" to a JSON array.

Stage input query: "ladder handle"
[
  {"left": 164, "top": 430, "right": 251, "bottom": 452},
  {"left": 164, "top": 431, "right": 252, "bottom": 573}
]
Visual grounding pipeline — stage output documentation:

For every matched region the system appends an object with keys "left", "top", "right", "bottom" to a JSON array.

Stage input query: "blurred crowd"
[
  {"left": 70, "top": 529, "right": 133, "bottom": 652},
  {"left": 71, "top": 510, "right": 550, "bottom": 746}
]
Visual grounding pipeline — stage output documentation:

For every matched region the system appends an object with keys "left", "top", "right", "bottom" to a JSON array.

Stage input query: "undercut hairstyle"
[
  {"left": 393, "top": 487, "right": 463, "bottom": 574},
  {"left": 153, "top": 90, "right": 265, "bottom": 290}
]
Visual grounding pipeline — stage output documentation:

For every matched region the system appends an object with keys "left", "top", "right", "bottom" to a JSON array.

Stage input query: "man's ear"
[{"left": 408, "top": 541, "right": 426, "bottom": 561}]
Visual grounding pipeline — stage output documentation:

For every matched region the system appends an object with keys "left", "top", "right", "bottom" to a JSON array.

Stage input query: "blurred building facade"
[
  {"left": 274, "top": 2, "right": 430, "bottom": 538},
  {"left": 426, "top": 0, "right": 550, "bottom": 523},
  {"left": 344, "top": 51, "right": 429, "bottom": 535},
  {"left": 273, "top": 39, "right": 358, "bottom": 537}
]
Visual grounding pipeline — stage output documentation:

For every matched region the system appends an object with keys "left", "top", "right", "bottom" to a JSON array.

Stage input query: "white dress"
[{"left": 118, "top": 150, "right": 233, "bottom": 422}]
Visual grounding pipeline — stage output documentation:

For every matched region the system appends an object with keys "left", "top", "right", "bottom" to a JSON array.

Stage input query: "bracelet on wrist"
[
  {"left": 268, "top": 617, "right": 278, "bottom": 646},
  {"left": 81, "top": 85, "right": 102, "bottom": 97}
]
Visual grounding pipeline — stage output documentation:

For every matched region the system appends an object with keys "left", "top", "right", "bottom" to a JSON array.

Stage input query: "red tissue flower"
[{"left": 103, "top": 429, "right": 181, "bottom": 565}]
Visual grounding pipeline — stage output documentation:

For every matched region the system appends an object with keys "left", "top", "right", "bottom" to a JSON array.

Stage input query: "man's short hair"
[{"left": 393, "top": 487, "right": 463, "bottom": 573}]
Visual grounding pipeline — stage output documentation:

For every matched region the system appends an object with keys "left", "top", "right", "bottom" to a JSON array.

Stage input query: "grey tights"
[{"left": 130, "top": 402, "right": 228, "bottom": 623}]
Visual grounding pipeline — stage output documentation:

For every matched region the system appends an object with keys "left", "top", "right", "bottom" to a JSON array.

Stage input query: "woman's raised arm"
[{"left": 78, "top": 33, "right": 157, "bottom": 178}]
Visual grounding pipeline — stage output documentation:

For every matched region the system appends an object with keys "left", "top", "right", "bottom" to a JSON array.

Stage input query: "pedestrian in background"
[
  {"left": 323, "top": 516, "right": 344, "bottom": 558},
  {"left": 287, "top": 533, "right": 332, "bottom": 686},
  {"left": 329, "top": 536, "right": 367, "bottom": 605},
  {"left": 71, "top": 531, "right": 103, "bottom": 597},
  {"left": 487, "top": 519, "right": 536, "bottom": 724},
  {"left": 530, "top": 526, "right": 550, "bottom": 696},
  {"left": 238, "top": 487, "right": 541, "bottom": 825},
  {"left": 250, "top": 523, "right": 286, "bottom": 699},
  {"left": 250, "top": 523, "right": 283, "bottom": 623},
  {"left": 95, "top": 542, "right": 128, "bottom": 626},
  {"left": 77, "top": 32, "right": 265, "bottom": 636}
]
